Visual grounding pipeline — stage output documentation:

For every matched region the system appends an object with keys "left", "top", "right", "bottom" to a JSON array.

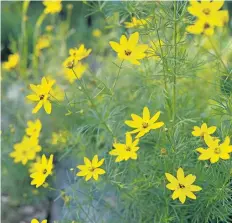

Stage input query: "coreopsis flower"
[
  {"left": 192, "top": 123, "right": 216, "bottom": 138},
  {"left": 36, "top": 35, "right": 51, "bottom": 55},
  {"left": 30, "top": 154, "right": 54, "bottom": 188},
  {"left": 31, "top": 219, "right": 47, "bottom": 223},
  {"left": 26, "top": 119, "right": 42, "bottom": 138},
  {"left": 124, "top": 17, "right": 147, "bottom": 28},
  {"left": 26, "top": 77, "right": 55, "bottom": 114},
  {"left": 109, "top": 133, "right": 139, "bottom": 162},
  {"left": 186, "top": 0, "right": 229, "bottom": 36},
  {"left": 109, "top": 32, "right": 148, "bottom": 65},
  {"left": 63, "top": 60, "right": 87, "bottom": 83},
  {"left": 196, "top": 135, "right": 232, "bottom": 163},
  {"left": 43, "top": 0, "right": 62, "bottom": 14},
  {"left": 188, "top": 0, "right": 228, "bottom": 26},
  {"left": 10, "top": 136, "right": 41, "bottom": 165},
  {"left": 2, "top": 53, "right": 19, "bottom": 70},
  {"left": 165, "top": 168, "right": 202, "bottom": 204},
  {"left": 147, "top": 40, "right": 164, "bottom": 60},
  {"left": 68, "top": 44, "right": 92, "bottom": 64},
  {"left": 76, "top": 155, "right": 105, "bottom": 181},
  {"left": 92, "top": 29, "right": 102, "bottom": 38},
  {"left": 125, "top": 107, "right": 164, "bottom": 138}
]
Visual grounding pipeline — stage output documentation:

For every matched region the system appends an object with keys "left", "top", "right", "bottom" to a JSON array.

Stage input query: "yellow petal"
[
  {"left": 143, "top": 107, "right": 150, "bottom": 121},
  {"left": 128, "top": 32, "right": 139, "bottom": 47},
  {"left": 109, "top": 41, "right": 121, "bottom": 53},
  {"left": 177, "top": 168, "right": 185, "bottom": 182},
  {"left": 44, "top": 100, "right": 52, "bottom": 114},
  {"left": 185, "top": 191, "right": 196, "bottom": 200},
  {"left": 32, "top": 101, "right": 43, "bottom": 114},
  {"left": 165, "top": 173, "right": 178, "bottom": 185},
  {"left": 189, "top": 185, "right": 202, "bottom": 192},
  {"left": 27, "top": 94, "right": 40, "bottom": 101},
  {"left": 179, "top": 193, "right": 186, "bottom": 204}
]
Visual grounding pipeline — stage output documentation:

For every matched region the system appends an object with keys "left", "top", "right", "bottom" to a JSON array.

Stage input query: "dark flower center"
[
  {"left": 125, "top": 50, "right": 132, "bottom": 56},
  {"left": 214, "top": 147, "right": 221, "bottom": 154},
  {"left": 43, "top": 169, "right": 47, "bottom": 174},
  {"left": 204, "top": 23, "right": 210, "bottom": 29},
  {"left": 39, "top": 94, "right": 45, "bottom": 100},
  {"left": 126, "top": 146, "right": 131, "bottom": 151},
  {"left": 89, "top": 167, "right": 95, "bottom": 172},
  {"left": 179, "top": 184, "right": 185, "bottom": 189},
  {"left": 203, "top": 8, "right": 210, "bottom": 15},
  {"left": 142, "top": 122, "right": 149, "bottom": 128}
]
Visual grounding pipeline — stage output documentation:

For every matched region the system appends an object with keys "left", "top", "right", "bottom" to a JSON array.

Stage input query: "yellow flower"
[
  {"left": 147, "top": 40, "right": 164, "bottom": 60},
  {"left": 69, "top": 44, "right": 92, "bottom": 63},
  {"left": 109, "top": 133, "right": 139, "bottom": 162},
  {"left": 31, "top": 218, "right": 47, "bottom": 223},
  {"left": 10, "top": 136, "right": 41, "bottom": 165},
  {"left": 192, "top": 123, "right": 216, "bottom": 137},
  {"left": 186, "top": 0, "right": 229, "bottom": 36},
  {"left": 196, "top": 135, "right": 232, "bottom": 163},
  {"left": 26, "top": 77, "right": 55, "bottom": 114},
  {"left": 125, "top": 107, "right": 164, "bottom": 138},
  {"left": 76, "top": 155, "right": 105, "bottom": 181},
  {"left": 188, "top": 0, "right": 228, "bottom": 27},
  {"left": 2, "top": 53, "right": 19, "bottom": 70},
  {"left": 30, "top": 154, "right": 54, "bottom": 188},
  {"left": 186, "top": 18, "right": 215, "bottom": 36},
  {"left": 43, "top": 0, "right": 62, "bottom": 14},
  {"left": 165, "top": 168, "right": 202, "bottom": 204},
  {"left": 63, "top": 61, "right": 87, "bottom": 83},
  {"left": 109, "top": 32, "right": 148, "bottom": 65},
  {"left": 124, "top": 17, "right": 147, "bottom": 29},
  {"left": 36, "top": 35, "right": 51, "bottom": 55},
  {"left": 26, "top": 119, "right": 42, "bottom": 138},
  {"left": 92, "top": 29, "right": 102, "bottom": 38}
]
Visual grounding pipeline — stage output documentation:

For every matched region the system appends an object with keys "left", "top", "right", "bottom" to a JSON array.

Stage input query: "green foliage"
[{"left": 2, "top": 1, "right": 232, "bottom": 223}]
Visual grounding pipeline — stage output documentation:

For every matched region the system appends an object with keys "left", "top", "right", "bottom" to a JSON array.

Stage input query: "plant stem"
[
  {"left": 32, "top": 12, "right": 47, "bottom": 73},
  {"left": 72, "top": 68, "right": 115, "bottom": 137},
  {"left": 173, "top": 1, "right": 177, "bottom": 122},
  {"left": 112, "top": 60, "right": 124, "bottom": 92},
  {"left": 20, "top": 0, "right": 30, "bottom": 76},
  {"left": 208, "top": 36, "right": 230, "bottom": 79}
]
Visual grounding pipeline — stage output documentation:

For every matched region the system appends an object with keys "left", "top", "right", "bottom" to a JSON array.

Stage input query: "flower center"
[
  {"left": 39, "top": 94, "right": 45, "bottom": 100},
  {"left": 204, "top": 23, "right": 210, "bottom": 29},
  {"left": 179, "top": 183, "right": 185, "bottom": 189},
  {"left": 124, "top": 50, "right": 132, "bottom": 56},
  {"left": 214, "top": 147, "right": 221, "bottom": 154},
  {"left": 203, "top": 8, "right": 210, "bottom": 15},
  {"left": 89, "top": 167, "right": 95, "bottom": 172},
  {"left": 43, "top": 169, "right": 47, "bottom": 174},
  {"left": 142, "top": 122, "right": 149, "bottom": 128},
  {"left": 126, "top": 146, "right": 131, "bottom": 151}
]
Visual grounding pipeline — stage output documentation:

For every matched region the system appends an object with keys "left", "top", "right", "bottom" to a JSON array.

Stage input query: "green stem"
[
  {"left": 111, "top": 60, "right": 124, "bottom": 92},
  {"left": 32, "top": 12, "right": 47, "bottom": 73},
  {"left": 173, "top": 1, "right": 177, "bottom": 122},
  {"left": 20, "top": 0, "right": 30, "bottom": 76},
  {"left": 208, "top": 36, "right": 230, "bottom": 78},
  {"left": 72, "top": 68, "right": 115, "bottom": 137}
]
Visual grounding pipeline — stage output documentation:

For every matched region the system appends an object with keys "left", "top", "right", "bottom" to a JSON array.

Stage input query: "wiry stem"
[
  {"left": 72, "top": 68, "right": 114, "bottom": 137},
  {"left": 173, "top": 1, "right": 178, "bottom": 122}
]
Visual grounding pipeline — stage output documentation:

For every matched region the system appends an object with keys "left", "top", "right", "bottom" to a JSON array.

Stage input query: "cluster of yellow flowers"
[
  {"left": 63, "top": 44, "right": 91, "bottom": 83},
  {"left": 10, "top": 119, "right": 42, "bottom": 165},
  {"left": 186, "top": 0, "right": 229, "bottom": 36},
  {"left": 193, "top": 123, "right": 232, "bottom": 163},
  {"left": 10, "top": 118, "right": 54, "bottom": 188}
]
